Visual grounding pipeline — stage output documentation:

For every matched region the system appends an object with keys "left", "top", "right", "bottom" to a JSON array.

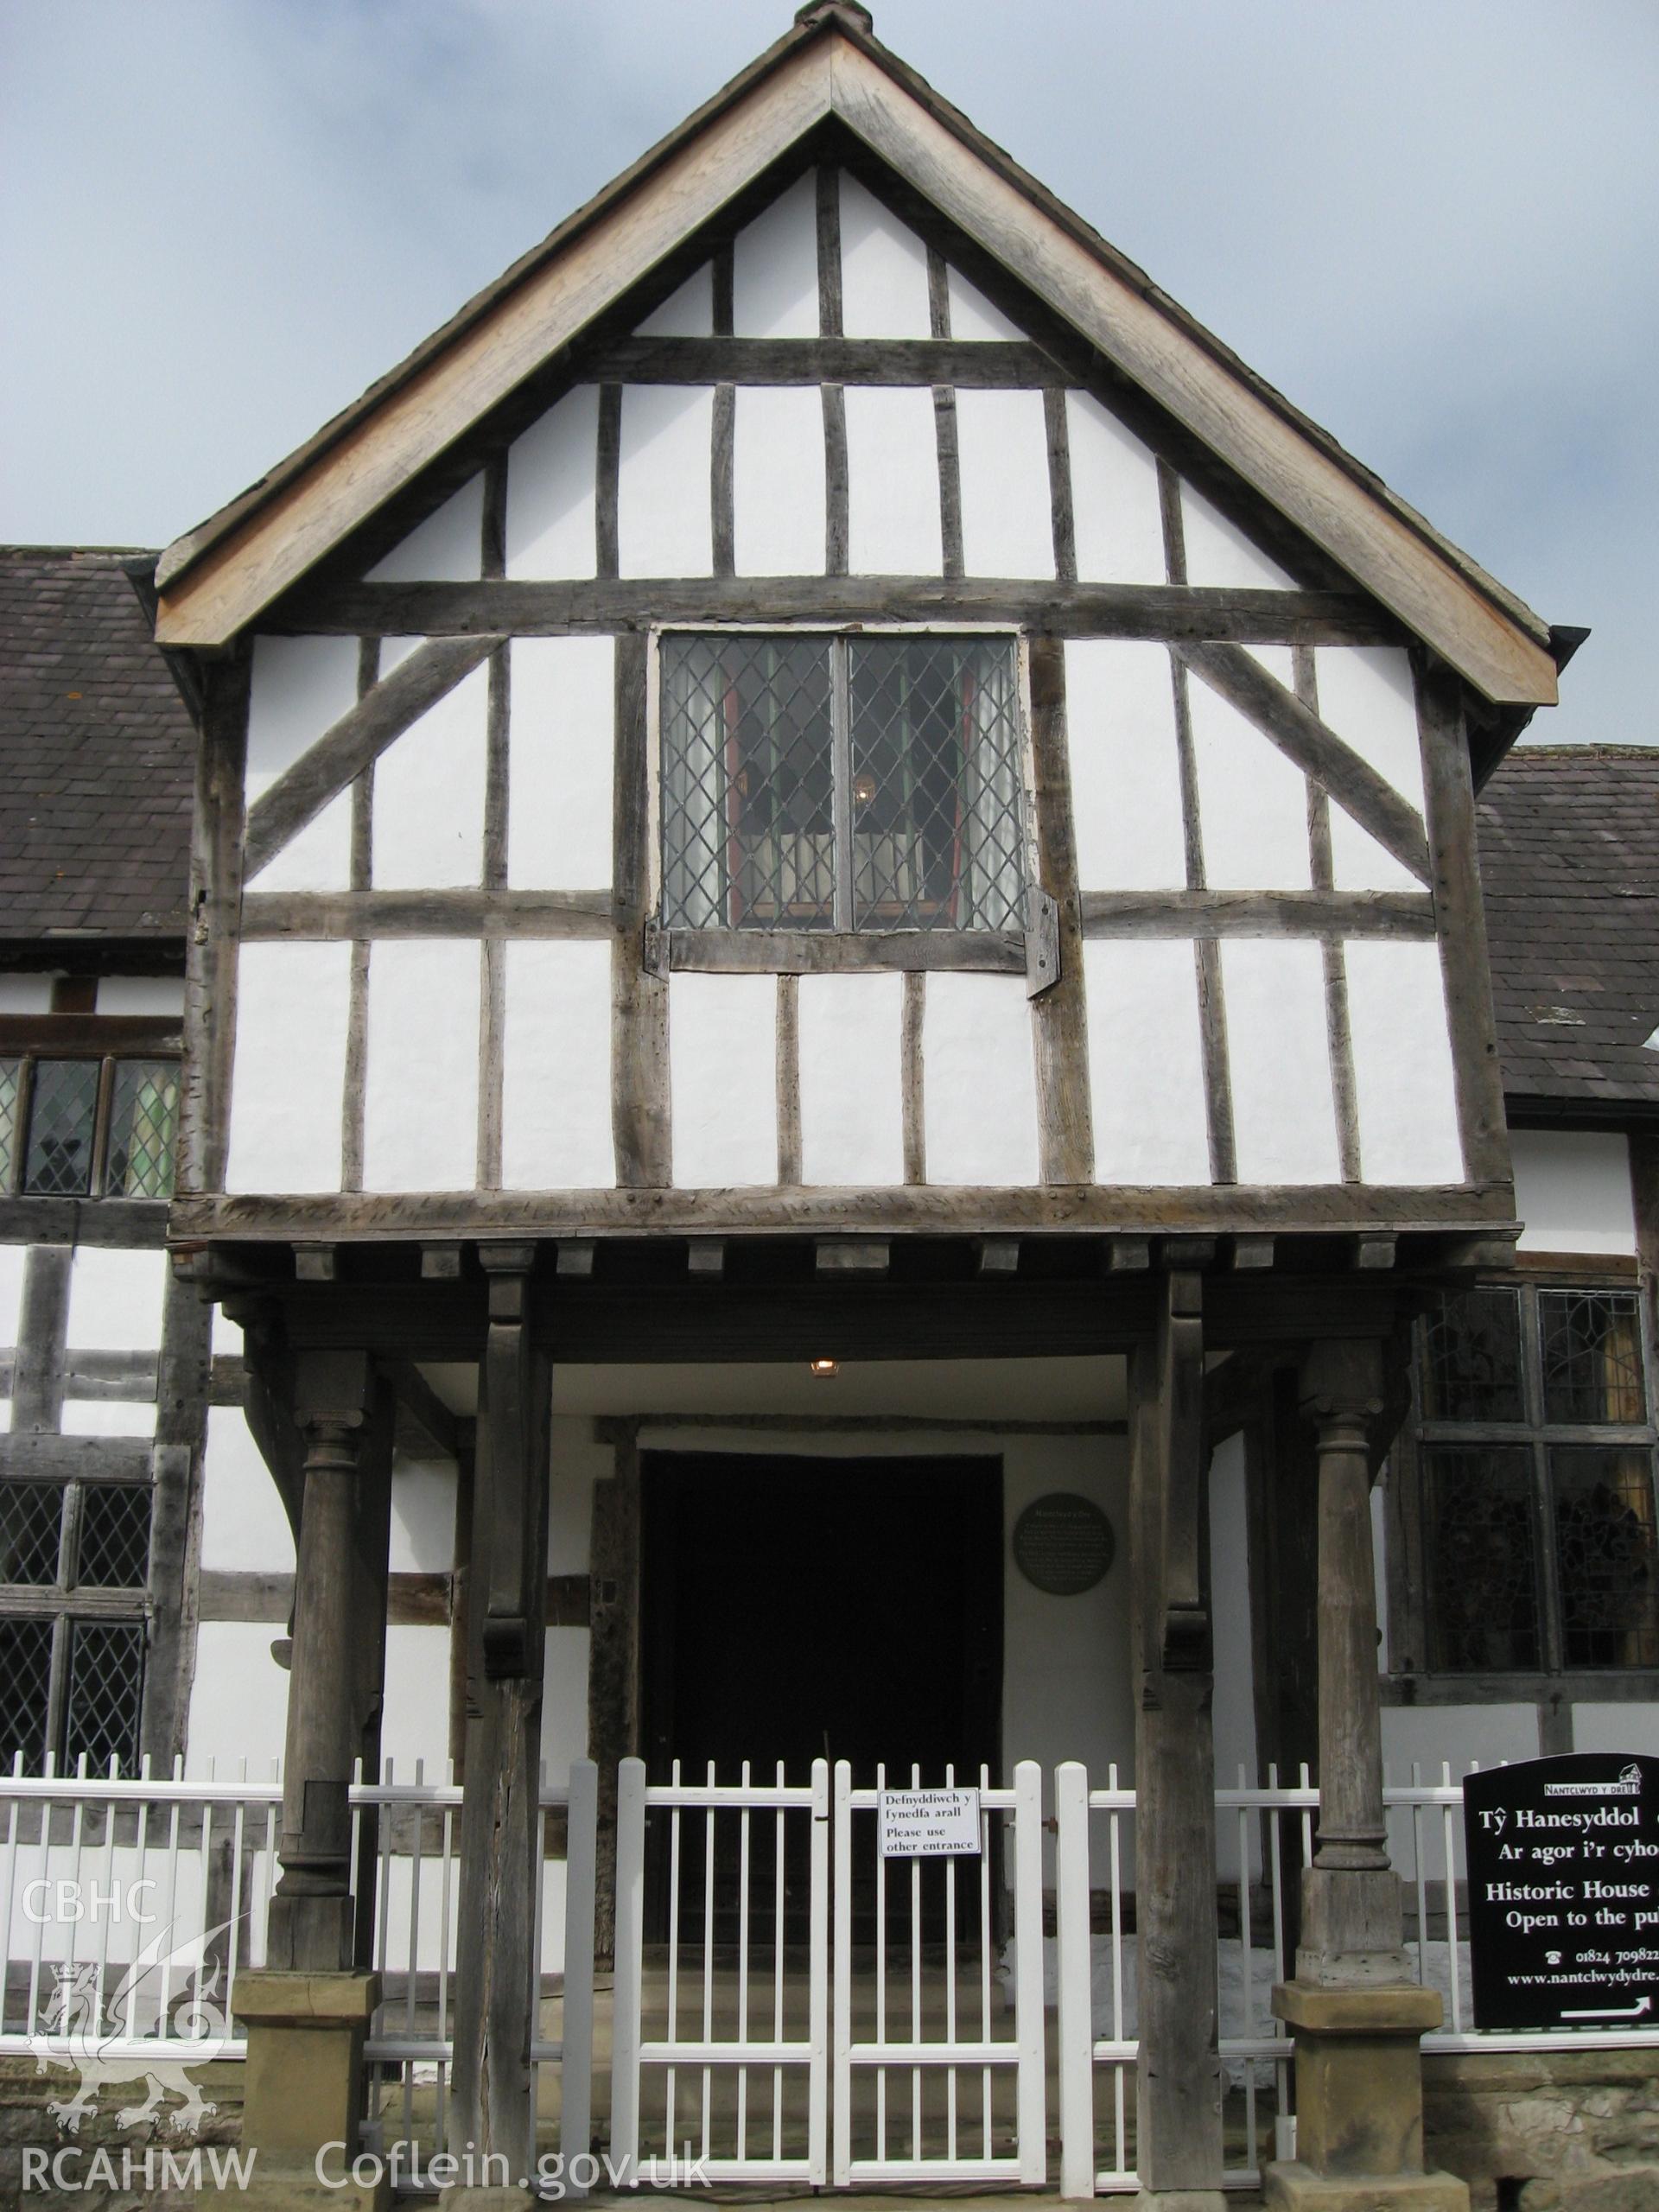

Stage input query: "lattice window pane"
[
  {"left": 0, "top": 1618, "right": 54, "bottom": 1770},
  {"left": 1540, "top": 1291, "right": 1646, "bottom": 1426},
  {"left": 0, "top": 1484, "right": 66, "bottom": 1585},
  {"left": 849, "top": 637, "right": 1024, "bottom": 931},
  {"left": 22, "top": 1058, "right": 99, "bottom": 1197},
  {"left": 105, "top": 1059, "right": 179, "bottom": 1199},
  {"left": 1423, "top": 1445, "right": 1541, "bottom": 1671},
  {"left": 63, "top": 1620, "right": 144, "bottom": 1777},
  {"left": 1552, "top": 1445, "right": 1659, "bottom": 1667},
  {"left": 76, "top": 1485, "right": 153, "bottom": 1590},
  {"left": 661, "top": 634, "right": 835, "bottom": 930},
  {"left": 1420, "top": 1287, "right": 1523, "bottom": 1423},
  {"left": 0, "top": 1059, "right": 21, "bottom": 1193}
]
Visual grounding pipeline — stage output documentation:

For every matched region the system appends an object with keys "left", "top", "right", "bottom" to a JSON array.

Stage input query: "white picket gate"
[{"left": 609, "top": 1757, "right": 1048, "bottom": 2189}]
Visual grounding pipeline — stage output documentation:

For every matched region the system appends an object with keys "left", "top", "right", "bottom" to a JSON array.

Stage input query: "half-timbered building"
[{"left": 10, "top": 5, "right": 1656, "bottom": 2206}]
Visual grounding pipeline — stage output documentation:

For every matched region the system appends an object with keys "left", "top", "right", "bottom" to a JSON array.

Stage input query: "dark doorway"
[{"left": 640, "top": 1452, "right": 1004, "bottom": 1937}]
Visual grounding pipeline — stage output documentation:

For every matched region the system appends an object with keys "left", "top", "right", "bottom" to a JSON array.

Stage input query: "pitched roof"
[
  {"left": 1478, "top": 746, "right": 1659, "bottom": 1120},
  {"left": 0, "top": 547, "right": 195, "bottom": 944},
  {"left": 150, "top": 2, "right": 1560, "bottom": 714}
]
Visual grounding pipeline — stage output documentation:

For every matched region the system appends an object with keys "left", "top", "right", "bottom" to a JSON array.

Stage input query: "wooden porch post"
[
  {"left": 1130, "top": 1266, "right": 1225, "bottom": 2210},
  {"left": 448, "top": 1245, "right": 551, "bottom": 2200},
  {"left": 1266, "top": 1336, "right": 1467, "bottom": 2212}
]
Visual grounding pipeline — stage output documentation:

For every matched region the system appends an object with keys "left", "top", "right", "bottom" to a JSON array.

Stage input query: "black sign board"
[
  {"left": 1012, "top": 1493, "right": 1115, "bottom": 1595},
  {"left": 1464, "top": 1754, "right": 1659, "bottom": 2031}
]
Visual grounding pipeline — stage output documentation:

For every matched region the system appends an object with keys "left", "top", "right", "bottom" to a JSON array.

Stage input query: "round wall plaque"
[{"left": 1013, "top": 1492, "right": 1115, "bottom": 1595}]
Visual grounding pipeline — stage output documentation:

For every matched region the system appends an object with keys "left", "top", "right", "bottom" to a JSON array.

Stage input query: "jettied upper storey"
[{"left": 150, "top": 0, "right": 1576, "bottom": 1246}]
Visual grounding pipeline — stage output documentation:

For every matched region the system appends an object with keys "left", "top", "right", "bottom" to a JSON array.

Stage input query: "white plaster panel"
[
  {"left": 506, "top": 635, "right": 615, "bottom": 890},
  {"left": 1344, "top": 941, "right": 1465, "bottom": 1185},
  {"left": 734, "top": 385, "right": 827, "bottom": 575},
  {"left": 955, "top": 388, "right": 1054, "bottom": 580},
  {"left": 1380, "top": 1704, "right": 1538, "bottom": 1783},
  {"left": 669, "top": 973, "right": 777, "bottom": 1189},
  {"left": 1065, "top": 639, "right": 1185, "bottom": 891},
  {"left": 1230, "top": 933, "right": 1344, "bottom": 1185},
  {"left": 920, "top": 973, "right": 1039, "bottom": 1185},
  {"left": 732, "top": 173, "right": 819, "bottom": 338},
  {"left": 946, "top": 267, "right": 1023, "bottom": 340},
  {"left": 1243, "top": 644, "right": 1296, "bottom": 690},
  {"left": 67, "top": 1245, "right": 166, "bottom": 1351},
  {"left": 371, "top": 661, "right": 487, "bottom": 890},
  {"left": 505, "top": 384, "right": 599, "bottom": 580},
  {"left": 635, "top": 264, "right": 713, "bottom": 336},
  {"left": 1574, "top": 1707, "right": 1659, "bottom": 1759},
  {"left": 390, "top": 1461, "right": 457, "bottom": 1573},
  {"left": 380, "top": 1625, "right": 453, "bottom": 1775},
  {"left": 1065, "top": 391, "right": 1165, "bottom": 585},
  {"left": 1511, "top": 1129, "right": 1636, "bottom": 1255},
  {"left": 364, "top": 939, "right": 480, "bottom": 1193},
  {"left": 500, "top": 939, "right": 614, "bottom": 1189},
  {"left": 211, "top": 1304, "right": 243, "bottom": 1357},
  {"left": 366, "top": 474, "right": 483, "bottom": 582},
  {"left": 1180, "top": 485, "right": 1298, "bottom": 590},
  {"left": 0, "top": 977, "right": 51, "bottom": 1013},
  {"left": 61, "top": 1400, "right": 156, "bottom": 1437},
  {"left": 1316, "top": 645, "right": 1426, "bottom": 892},
  {"left": 95, "top": 976, "right": 185, "bottom": 1015},
  {"left": 541, "top": 1626, "right": 591, "bottom": 1786},
  {"left": 1189, "top": 675, "right": 1312, "bottom": 890},
  {"left": 1221, "top": 939, "right": 1341, "bottom": 1185},
  {"left": 200, "top": 1404, "right": 295, "bottom": 1573},
  {"left": 227, "top": 943, "right": 351, "bottom": 1193},
  {"left": 186, "top": 1623, "right": 291, "bottom": 1780},
  {"left": 548, "top": 1415, "right": 604, "bottom": 1576},
  {"left": 0, "top": 1246, "right": 25, "bottom": 1350},
  {"left": 1372, "top": 1484, "right": 1390, "bottom": 1674},
  {"left": 844, "top": 386, "right": 941, "bottom": 575},
  {"left": 1210, "top": 1434, "right": 1260, "bottom": 1795},
  {"left": 798, "top": 973, "right": 905, "bottom": 1186},
  {"left": 245, "top": 634, "right": 359, "bottom": 893},
  {"left": 1083, "top": 940, "right": 1211, "bottom": 1185},
  {"left": 618, "top": 385, "right": 714, "bottom": 577},
  {"left": 838, "top": 172, "right": 931, "bottom": 338}
]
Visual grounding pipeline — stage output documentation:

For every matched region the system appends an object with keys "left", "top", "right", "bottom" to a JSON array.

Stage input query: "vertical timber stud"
[
  {"left": 220, "top": 1347, "right": 385, "bottom": 2212},
  {"left": 1129, "top": 1268, "right": 1224, "bottom": 2211},
  {"left": 450, "top": 1246, "right": 551, "bottom": 2198},
  {"left": 1265, "top": 1338, "right": 1467, "bottom": 2212}
]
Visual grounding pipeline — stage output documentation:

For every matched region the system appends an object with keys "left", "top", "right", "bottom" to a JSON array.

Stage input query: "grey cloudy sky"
[{"left": 3, "top": 0, "right": 1653, "bottom": 746}]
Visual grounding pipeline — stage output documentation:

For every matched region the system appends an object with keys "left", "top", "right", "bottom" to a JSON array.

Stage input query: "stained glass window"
[
  {"left": 1424, "top": 1446, "right": 1541, "bottom": 1671},
  {"left": 105, "top": 1061, "right": 180, "bottom": 1200},
  {"left": 660, "top": 633, "right": 1026, "bottom": 936},
  {"left": 1540, "top": 1292, "right": 1645, "bottom": 1425},
  {"left": 1421, "top": 1288, "right": 1523, "bottom": 1423},
  {"left": 1553, "top": 1446, "right": 1659, "bottom": 1667}
]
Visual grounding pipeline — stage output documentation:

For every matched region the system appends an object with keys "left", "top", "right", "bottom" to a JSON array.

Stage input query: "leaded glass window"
[
  {"left": 105, "top": 1060, "right": 180, "bottom": 1200},
  {"left": 62, "top": 1621, "right": 144, "bottom": 1775},
  {"left": 0, "top": 1484, "right": 66, "bottom": 1586},
  {"left": 1, "top": 1053, "right": 180, "bottom": 1200},
  {"left": 22, "top": 1059, "right": 99, "bottom": 1196},
  {"left": 660, "top": 632, "right": 1027, "bottom": 936},
  {"left": 1408, "top": 1282, "right": 1659, "bottom": 1678},
  {"left": 76, "top": 1485, "right": 153, "bottom": 1590},
  {"left": 0, "top": 1059, "right": 21, "bottom": 1191},
  {"left": 0, "top": 1478, "right": 151, "bottom": 1770},
  {"left": 0, "top": 1619, "right": 54, "bottom": 1771}
]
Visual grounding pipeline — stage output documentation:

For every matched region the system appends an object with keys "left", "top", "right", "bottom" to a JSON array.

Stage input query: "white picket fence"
[{"left": 0, "top": 1753, "right": 596, "bottom": 2173}]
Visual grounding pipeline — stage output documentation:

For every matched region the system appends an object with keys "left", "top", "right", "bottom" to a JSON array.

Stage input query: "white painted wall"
[
  {"left": 186, "top": 1621, "right": 292, "bottom": 1778},
  {"left": 838, "top": 173, "right": 931, "bottom": 338},
  {"left": 381, "top": 1624, "right": 453, "bottom": 1775},
  {"left": 0, "top": 977, "right": 52, "bottom": 1014},
  {"left": 200, "top": 1405, "right": 295, "bottom": 1573},
  {"left": 1315, "top": 646, "right": 1425, "bottom": 894},
  {"left": 244, "top": 635, "right": 359, "bottom": 893},
  {"left": 920, "top": 973, "right": 1039, "bottom": 1185},
  {"left": 946, "top": 266, "right": 1023, "bottom": 341},
  {"left": 1065, "top": 639, "right": 1185, "bottom": 891},
  {"left": 1065, "top": 393, "right": 1164, "bottom": 585},
  {"left": 618, "top": 385, "right": 715, "bottom": 577},
  {"left": 635, "top": 264, "right": 713, "bottom": 337},
  {"left": 227, "top": 942, "right": 351, "bottom": 1193},
  {"left": 95, "top": 976, "right": 186, "bottom": 1015},
  {"left": 372, "top": 662, "right": 488, "bottom": 890},
  {"left": 1510, "top": 1129, "right": 1636, "bottom": 1254},
  {"left": 1180, "top": 485, "right": 1297, "bottom": 591},
  {"left": 1221, "top": 939, "right": 1342, "bottom": 1185},
  {"left": 798, "top": 972, "right": 905, "bottom": 1185},
  {"left": 669, "top": 973, "right": 777, "bottom": 1188},
  {"left": 844, "top": 386, "right": 941, "bottom": 575},
  {"left": 1574, "top": 1707, "right": 1659, "bottom": 1758},
  {"left": 955, "top": 388, "right": 1054, "bottom": 579},
  {"left": 1084, "top": 940, "right": 1211, "bottom": 1185},
  {"left": 506, "top": 635, "right": 615, "bottom": 891},
  {"left": 732, "top": 173, "right": 819, "bottom": 339},
  {"left": 0, "top": 1245, "right": 25, "bottom": 1432},
  {"left": 500, "top": 939, "right": 614, "bottom": 1188},
  {"left": 366, "top": 475, "right": 483, "bottom": 583},
  {"left": 389, "top": 1460, "right": 457, "bottom": 1573},
  {"left": 66, "top": 1247, "right": 166, "bottom": 1351},
  {"left": 1344, "top": 941, "right": 1465, "bottom": 1185},
  {"left": 1189, "top": 675, "right": 1312, "bottom": 890},
  {"left": 363, "top": 939, "right": 481, "bottom": 1193},
  {"left": 505, "top": 385, "right": 599, "bottom": 579},
  {"left": 734, "top": 386, "right": 827, "bottom": 575}
]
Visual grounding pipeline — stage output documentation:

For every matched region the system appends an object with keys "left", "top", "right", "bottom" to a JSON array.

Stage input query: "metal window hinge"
[{"left": 1025, "top": 889, "right": 1060, "bottom": 999}]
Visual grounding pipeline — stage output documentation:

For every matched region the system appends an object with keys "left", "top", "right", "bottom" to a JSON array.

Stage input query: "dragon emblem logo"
[{"left": 32, "top": 1924, "right": 232, "bottom": 2137}]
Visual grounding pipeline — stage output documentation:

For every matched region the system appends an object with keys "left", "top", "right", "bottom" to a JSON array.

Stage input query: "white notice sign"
[{"left": 878, "top": 1788, "right": 982, "bottom": 1858}]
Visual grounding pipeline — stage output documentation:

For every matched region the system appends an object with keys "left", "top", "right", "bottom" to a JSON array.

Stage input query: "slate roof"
[
  {"left": 0, "top": 546, "right": 195, "bottom": 943},
  {"left": 1478, "top": 746, "right": 1659, "bottom": 1119}
]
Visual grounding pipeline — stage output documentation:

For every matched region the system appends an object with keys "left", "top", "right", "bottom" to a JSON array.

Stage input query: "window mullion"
[
  {"left": 1520, "top": 1288, "right": 1567, "bottom": 1675},
  {"left": 830, "top": 636, "right": 854, "bottom": 932},
  {"left": 45, "top": 1612, "right": 71, "bottom": 1775}
]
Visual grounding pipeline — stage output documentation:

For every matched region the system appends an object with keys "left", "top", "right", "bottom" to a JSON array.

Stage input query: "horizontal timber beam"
[
  {"left": 667, "top": 926, "right": 1025, "bottom": 974},
  {"left": 0, "top": 1198, "right": 168, "bottom": 1249},
  {"left": 270, "top": 578, "right": 1401, "bottom": 645},
  {"left": 585, "top": 335, "right": 1057, "bottom": 385},
  {"left": 1078, "top": 889, "right": 1436, "bottom": 939},
  {"left": 242, "top": 889, "right": 616, "bottom": 940}
]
